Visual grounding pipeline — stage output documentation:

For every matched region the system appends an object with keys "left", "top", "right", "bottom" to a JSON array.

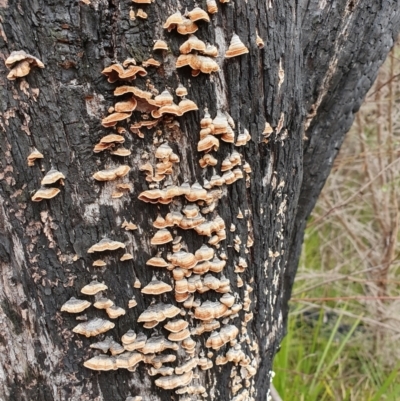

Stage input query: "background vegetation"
[{"left": 273, "top": 42, "right": 400, "bottom": 400}]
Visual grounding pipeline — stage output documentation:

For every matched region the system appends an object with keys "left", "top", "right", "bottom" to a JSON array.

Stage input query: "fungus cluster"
[
  {"left": 5, "top": 50, "right": 44, "bottom": 80},
  {"left": 55, "top": 1, "right": 264, "bottom": 399},
  {"left": 31, "top": 167, "right": 65, "bottom": 202}
]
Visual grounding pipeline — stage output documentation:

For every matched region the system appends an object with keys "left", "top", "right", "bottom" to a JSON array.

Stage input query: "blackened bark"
[{"left": 0, "top": 1, "right": 398, "bottom": 401}]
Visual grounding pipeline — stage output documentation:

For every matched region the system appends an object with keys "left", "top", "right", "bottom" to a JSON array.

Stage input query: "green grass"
[{"left": 273, "top": 305, "right": 400, "bottom": 400}]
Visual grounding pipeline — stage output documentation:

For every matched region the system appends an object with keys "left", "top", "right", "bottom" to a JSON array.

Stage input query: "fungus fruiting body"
[{"left": 5, "top": 50, "right": 44, "bottom": 80}]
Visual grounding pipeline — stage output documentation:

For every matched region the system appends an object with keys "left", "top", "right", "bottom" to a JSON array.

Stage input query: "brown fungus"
[
  {"left": 153, "top": 40, "right": 168, "bottom": 51},
  {"left": 81, "top": 280, "right": 108, "bottom": 295},
  {"left": 88, "top": 238, "right": 125, "bottom": 253},
  {"left": 31, "top": 187, "right": 60, "bottom": 202},
  {"left": 27, "top": 148, "right": 44, "bottom": 166},
  {"left": 73, "top": 318, "right": 115, "bottom": 337},
  {"left": 141, "top": 277, "right": 172, "bottom": 295},
  {"left": 61, "top": 297, "right": 91, "bottom": 313},
  {"left": 154, "top": 371, "right": 193, "bottom": 390},
  {"left": 5, "top": 50, "right": 44, "bottom": 80}
]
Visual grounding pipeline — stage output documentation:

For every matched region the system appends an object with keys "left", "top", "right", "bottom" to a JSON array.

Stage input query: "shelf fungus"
[
  {"left": 27, "top": 148, "right": 44, "bottom": 166},
  {"left": 101, "top": 112, "right": 132, "bottom": 127},
  {"left": 5, "top": 50, "right": 44, "bottom": 80},
  {"left": 124, "top": 332, "right": 147, "bottom": 351},
  {"left": 40, "top": 168, "right": 65, "bottom": 185},
  {"left": 206, "top": 0, "right": 218, "bottom": 13},
  {"left": 90, "top": 337, "right": 113, "bottom": 353},
  {"left": 61, "top": 297, "right": 91, "bottom": 313},
  {"left": 256, "top": 31, "right": 265, "bottom": 49},
  {"left": 92, "top": 259, "right": 107, "bottom": 267},
  {"left": 31, "top": 187, "right": 60, "bottom": 202},
  {"left": 195, "top": 300, "right": 228, "bottom": 320},
  {"left": 150, "top": 228, "right": 173, "bottom": 245},
  {"left": 73, "top": 318, "right": 115, "bottom": 337},
  {"left": 164, "top": 319, "right": 189, "bottom": 333},
  {"left": 168, "top": 328, "right": 191, "bottom": 342},
  {"left": 88, "top": 238, "right": 125, "bottom": 253},
  {"left": 120, "top": 253, "right": 134, "bottom": 261},
  {"left": 142, "top": 58, "right": 161, "bottom": 68},
  {"left": 188, "top": 7, "right": 210, "bottom": 22},
  {"left": 170, "top": 250, "right": 198, "bottom": 269},
  {"left": 121, "top": 330, "right": 137, "bottom": 345},
  {"left": 140, "top": 335, "right": 179, "bottom": 354},
  {"left": 138, "top": 303, "right": 180, "bottom": 323},
  {"left": 146, "top": 253, "right": 169, "bottom": 267},
  {"left": 136, "top": 8, "right": 148, "bottom": 19},
  {"left": 179, "top": 35, "right": 207, "bottom": 54},
  {"left": 176, "top": 18, "right": 199, "bottom": 35},
  {"left": 102, "top": 63, "right": 147, "bottom": 83},
  {"left": 155, "top": 371, "right": 193, "bottom": 390},
  {"left": 153, "top": 40, "right": 168, "bottom": 51},
  {"left": 142, "top": 277, "right": 172, "bottom": 295},
  {"left": 81, "top": 280, "right": 108, "bottom": 295},
  {"left": 128, "top": 297, "right": 138, "bottom": 308},
  {"left": 92, "top": 165, "right": 130, "bottom": 181},
  {"left": 176, "top": 54, "right": 219, "bottom": 75},
  {"left": 225, "top": 34, "right": 249, "bottom": 58},
  {"left": 206, "top": 325, "right": 239, "bottom": 349},
  {"left": 121, "top": 220, "right": 137, "bottom": 230},
  {"left": 175, "top": 357, "right": 199, "bottom": 375},
  {"left": 175, "top": 83, "right": 188, "bottom": 97},
  {"left": 110, "top": 341, "right": 125, "bottom": 356},
  {"left": 163, "top": 11, "right": 184, "bottom": 31},
  {"left": 94, "top": 297, "right": 114, "bottom": 309},
  {"left": 148, "top": 366, "right": 175, "bottom": 377},
  {"left": 106, "top": 305, "right": 126, "bottom": 319}
]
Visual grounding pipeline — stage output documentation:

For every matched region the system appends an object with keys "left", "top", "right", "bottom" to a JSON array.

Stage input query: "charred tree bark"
[{"left": 0, "top": 1, "right": 398, "bottom": 401}]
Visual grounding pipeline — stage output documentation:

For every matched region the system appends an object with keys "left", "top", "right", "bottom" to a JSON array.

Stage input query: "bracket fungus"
[
  {"left": 207, "top": 0, "right": 218, "bottom": 13},
  {"left": 27, "top": 148, "right": 44, "bottom": 166},
  {"left": 138, "top": 303, "right": 180, "bottom": 323},
  {"left": 255, "top": 31, "right": 265, "bottom": 49},
  {"left": 153, "top": 40, "right": 168, "bottom": 51},
  {"left": 225, "top": 33, "right": 249, "bottom": 58},
  {"left": 94, "top": 297, "right": 114, "bottom": 309},
  {"left": 102, "top": 64, "right": 147, "bottom": 83},
  {"left": 120, "top": 253, "right": 134, "bottom": 261},
  {"left": 195, "top": 300, "right": 228, "bottom": 320},
  {"left": 73, "top": 318, "right": 115, "bottom": 337},
  {"left": 88, "top": 238, "right": 125, "bottom": 253},
  {"left": 146, "top": 253, "right": 169, "bottom": 267},
  {"left": 175, "top": 83, "right": 188, "bottom": 97},
  {"left": 124, "top": 332, "right": 147, "bottom": 351},
  {"left": 140, "top": 335, "right": 179, "bottom": 354},
  {"left": 61, "top": 297, "right": 91, "bottom": 313},
  {"left": 150, "top": 229, "right": 173, "bottom": 245},
  {"left": 31, "top": 187, "right": 60, "bottom": 202},
  {"left": 92, "top": 165, "right": 130, "bottom": 181},
  {"left": 41, "top": 168, "right": 65, "bottom": 185},
  {"left": 5, "top": 50, "right": 44, "bottom": 80},
  {"left": 176, "top": 54, "right": 219, "bottom": 75},
  {"left": 106, "top": 305, "right": 126, "bottom": 319},
  {"left": 164, "top": 319, "right": 189, "bottom": 333},
  {"left": 188, "top": 7, "right": 210, "bottom": 22},
  {"left": 142, "top": 277, "right": 172, "bottom": 295},
  {"left": 179, "top": 35, "right": 207, "bottom": 54},
  {"left": 90, "top": 337, "right": 113, "bottom": 353},
  {"left": 81, "top": 280, "right": 108, "bottom": 295},
  {"left": 128, "top": 297, "right": 138, "bottom": 308},
  {"left": 155, "top": 371, "right": 193, "bottom": 390}
]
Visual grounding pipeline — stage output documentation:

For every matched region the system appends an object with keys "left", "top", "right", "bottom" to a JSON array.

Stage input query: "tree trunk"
[{"left": 0, "top": 1, "right": 398, "bottom": 401}]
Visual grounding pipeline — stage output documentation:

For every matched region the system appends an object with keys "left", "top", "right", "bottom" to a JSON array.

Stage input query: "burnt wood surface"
[{"left": 0, "top": 0, "right": 398, "bottom": 400}]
